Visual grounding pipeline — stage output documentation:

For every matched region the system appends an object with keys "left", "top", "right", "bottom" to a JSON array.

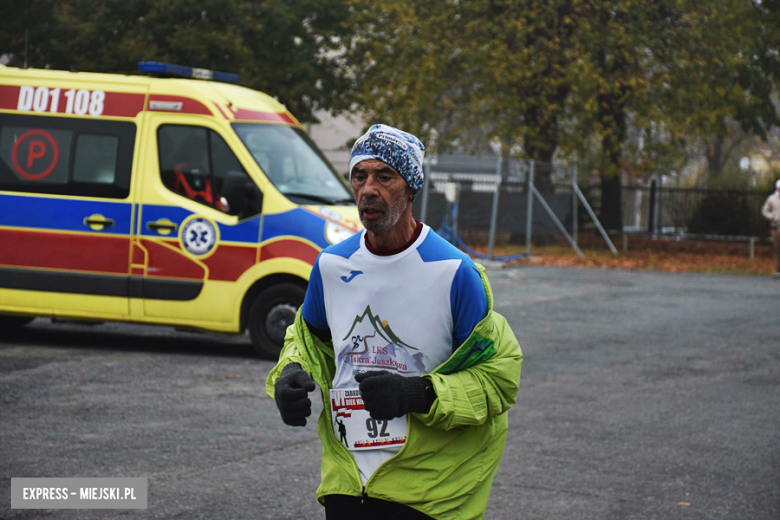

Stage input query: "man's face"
[{"left": 351, "top": 159, "right": 411, "bottom": 235}]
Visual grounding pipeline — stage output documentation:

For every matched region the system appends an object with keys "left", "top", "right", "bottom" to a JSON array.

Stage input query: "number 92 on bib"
[{"left": 330, "top": 389, "right": 407, "bottom": 451}]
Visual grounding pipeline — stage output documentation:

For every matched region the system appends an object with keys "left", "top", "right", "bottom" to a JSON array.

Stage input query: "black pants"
[{"left": 324, "top": 494, "right": 434, "bottom": 520}]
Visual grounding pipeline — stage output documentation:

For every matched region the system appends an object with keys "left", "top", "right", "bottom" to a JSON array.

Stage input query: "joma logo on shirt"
[{"left": 341, "top": 270, "right": 363, "bottom": 283}]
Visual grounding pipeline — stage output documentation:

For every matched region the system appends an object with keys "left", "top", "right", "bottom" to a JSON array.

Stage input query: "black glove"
[
  {"left": 355, "top": 370, "right": 436, "bottom": 420},
  {"left": 274, "top": 363, "right": 316, "bottom": 426}
]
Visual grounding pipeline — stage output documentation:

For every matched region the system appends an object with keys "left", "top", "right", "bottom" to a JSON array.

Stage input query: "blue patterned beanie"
[{"left": 349, "top": 124, "right": 425, "bottom": 199}]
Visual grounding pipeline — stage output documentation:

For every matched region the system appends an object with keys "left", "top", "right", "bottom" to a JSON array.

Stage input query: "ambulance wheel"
[
  {"left": 0, "top": 315, "right": 34, "bottom": 329},
  {"left": 248, "top": 283, "right": 306, "bottom": 359}
]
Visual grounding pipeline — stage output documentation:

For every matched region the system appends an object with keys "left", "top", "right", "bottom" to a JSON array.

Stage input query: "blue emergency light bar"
[{"left": 137, "top": 62, "right": 239, "bottom": 84}]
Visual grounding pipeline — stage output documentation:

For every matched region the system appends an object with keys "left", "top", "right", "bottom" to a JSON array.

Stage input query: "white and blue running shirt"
[{"left": 301, "top": 223, "right": 488, "bottom": 483}]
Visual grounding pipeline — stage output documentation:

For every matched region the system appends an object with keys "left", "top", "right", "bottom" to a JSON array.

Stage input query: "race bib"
[{"left": 330, "top": 389, "right": 407, "bottom": 451}]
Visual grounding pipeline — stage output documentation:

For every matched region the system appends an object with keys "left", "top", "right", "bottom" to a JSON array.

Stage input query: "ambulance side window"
[
  {"left": 157, "top": 125, "right": 248, "bottom": 213},
  {"left": 74, "top": 135, "right": 120, "bottom": 184},
  {"left": 0, "top": 113, "right": 135, "bottom": 198}
]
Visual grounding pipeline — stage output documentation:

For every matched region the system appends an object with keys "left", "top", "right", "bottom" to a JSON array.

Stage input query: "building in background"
[{"left": 306, "top": 111, "right": 366, "bottom": 176}]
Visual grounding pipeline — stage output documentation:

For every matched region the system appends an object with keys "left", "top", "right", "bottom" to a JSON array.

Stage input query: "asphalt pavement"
[{"left": 1, "top": 265, "right": 779, "bottom": 519}]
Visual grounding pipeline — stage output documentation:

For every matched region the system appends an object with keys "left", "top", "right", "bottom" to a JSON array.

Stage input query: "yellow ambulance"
[{"left": 0, "top": 62, "right": 360, "bottom": 358}]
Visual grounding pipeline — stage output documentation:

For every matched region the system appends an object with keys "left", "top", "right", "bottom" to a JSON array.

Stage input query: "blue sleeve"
[
  {"left": 301, "top": 253, "right": 328, "bottom": 330},
  {"left": 450, "top": 260, "right": 488, "bottom": 349}
]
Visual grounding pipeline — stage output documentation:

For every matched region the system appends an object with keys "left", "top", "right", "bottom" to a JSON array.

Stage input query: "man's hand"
[
  {"left": 355, "top": 370, "right": 435, "bottom": 420},
  {"left": 274, "top": 363, "right": 316, "bottom": 426}
]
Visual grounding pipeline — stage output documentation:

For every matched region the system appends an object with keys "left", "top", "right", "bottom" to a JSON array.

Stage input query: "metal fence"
[
  {"left": 411, "top": 155, "right": 581, "bottom": 258},
  {"left": 323, "top": 150, "right": 776, "bottom": 255},
  {"left": 615, "top": 184, "right": 772, "bottom": 239}
]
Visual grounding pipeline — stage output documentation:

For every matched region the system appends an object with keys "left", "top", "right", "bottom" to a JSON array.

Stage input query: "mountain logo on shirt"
[
  {"left": 342, "top": 304, "right": 417, "bottom": 351},
  {"left": 335, "top": 305, "right": 429, "bottom": 376}
]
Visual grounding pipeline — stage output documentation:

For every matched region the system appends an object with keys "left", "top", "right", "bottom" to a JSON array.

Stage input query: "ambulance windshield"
[{"left": 233, "top": 124, "right": 354, "bottom": 205}]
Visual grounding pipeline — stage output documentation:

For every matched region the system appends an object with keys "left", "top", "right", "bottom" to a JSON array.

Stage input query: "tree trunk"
[
  {"left": 524, "top": 139, "right": 557, "bottom": 193},
  {"left": 523, "top": 105, "right": 560, "bottom": 193},
  {"left": 598, "top": 92, "right": 626, "bottom": 233},
  {"left": 600, "top": 175, "right": 623, "bottom": 233},
  {"left": 706, "top": 138, "right": 724, "bottom": 178}
]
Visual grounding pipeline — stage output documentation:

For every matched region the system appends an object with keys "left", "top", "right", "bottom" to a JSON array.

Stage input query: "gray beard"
[{"left": 359, "top": 194, "right": 408, "bottom": 235}]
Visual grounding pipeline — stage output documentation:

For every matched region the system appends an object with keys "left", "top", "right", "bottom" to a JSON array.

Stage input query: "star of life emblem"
[{"left": 181, "top": 218, "right": 216, "bottom": 255}]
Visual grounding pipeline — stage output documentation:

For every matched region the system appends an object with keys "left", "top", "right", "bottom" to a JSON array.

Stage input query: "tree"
[
  {"left": 644, "top": 0, "right": 780, "bottom": 183},
  {"left": 343, "top": 0, "right": 779, "bottom": 230},
  {"left": 344, "top": 0, "right": 590, "bottom": 187},
  {"left": 0, "top": 0, "right": 350, "bottom": 123},
  {"left": 567, "top": 1, "right": 669, "bottom": 230}
]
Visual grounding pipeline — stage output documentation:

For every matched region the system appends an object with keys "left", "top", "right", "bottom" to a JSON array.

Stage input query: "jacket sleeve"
[
  {"left": 417, "top": 311, "right": 523, "bottom": 430},
  {"left": 266, "top": 309, "right": 336, "bottom": 399},
  {"left": 762, "top": 196, "right": 776, "bottom": 222}
]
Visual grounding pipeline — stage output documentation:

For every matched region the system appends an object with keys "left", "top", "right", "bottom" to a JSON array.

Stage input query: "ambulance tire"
[
  {"left": 248, "top": 283, "right": 306, "bottom": 359},
  {"left": 0, "top": 315, "right": 34, "bottom": 329}
]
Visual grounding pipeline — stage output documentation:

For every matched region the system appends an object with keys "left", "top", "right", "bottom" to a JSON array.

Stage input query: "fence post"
[
  {"left": 572, "top": 165, "right": 578, "bottom": 246},
  {"left": 420, "top": 159, "right": 431, "bottom": 224},
  {"left": 648, "top": 180, "right": 657, "bottom": 235},
  {"left": 453, "top": 183, "right": 461, "bottom": 246},
  {"left": 526, "top": 160, "right": 535, "bottom": 256},
  {"left": 574, "top": 184, "right": 619, "bottom": 255},
  {"left": 658, "top": 177, "right": 664, "bottom": 235},
  {"left": 487, "top": 156, "right": 502, "bottom": 259}
]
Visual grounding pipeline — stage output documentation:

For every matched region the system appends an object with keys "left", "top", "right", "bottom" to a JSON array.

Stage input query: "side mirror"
[{"left": 221, "top": 171, "right": 263, "bottom": 219}]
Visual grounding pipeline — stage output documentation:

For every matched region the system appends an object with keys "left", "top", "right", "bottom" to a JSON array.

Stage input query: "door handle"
[
  {"left": 147, "top": 219, "right": 178, "bottom": 235},
  {"left": 83, "top": 214, "right": 115, "bottom": 230}
]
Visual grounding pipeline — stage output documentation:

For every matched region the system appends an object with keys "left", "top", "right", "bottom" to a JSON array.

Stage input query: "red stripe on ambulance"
[
  {"left": 229, "top": 107, "right": 296, "bottom": 124},
  {"left": 1, "top": 85, "right": 145, "bottom": 118},
  {"left": 141, "top": 240, "right": 206, "bottom": 280},
  {"left": 203, "top": 245, "right": 257, "bottom": 282},
  {"left": 101, "top": 92, "right": 146, "bottom": 117},
  {"left": 0, "top": 228, "right": 128, "bottom": 274},
  {"left": 0, "top": 85, "right": 22, "bottom": 110},
  {"left": 259, "top": 239, "right": 318, "bottom": 266},
  {"left": 148, "top": 95, "right": 213, "bottom": 115},
  {"left": 212, "top": 102, "right": 231, "bottom": 119}
]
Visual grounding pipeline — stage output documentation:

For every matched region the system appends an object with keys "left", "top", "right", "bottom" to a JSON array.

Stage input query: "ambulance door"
[
  {"left": 135, "top": 115, "right": 262, "bottom": 326},
  {"left": 0, "top": 112, "right": 136, "bottom": 317}
]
